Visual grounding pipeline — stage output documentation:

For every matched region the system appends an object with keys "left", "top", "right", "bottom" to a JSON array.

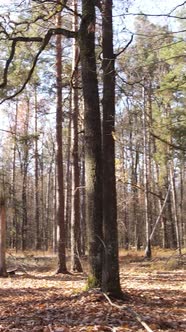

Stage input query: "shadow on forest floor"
[{"left": 0, "top": 249, "right": 185, "bottom": 331}]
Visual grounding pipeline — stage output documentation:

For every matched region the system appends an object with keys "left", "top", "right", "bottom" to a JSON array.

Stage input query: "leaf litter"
[{"left": 0, "top": 265, "right": 185, "bottom": 332}]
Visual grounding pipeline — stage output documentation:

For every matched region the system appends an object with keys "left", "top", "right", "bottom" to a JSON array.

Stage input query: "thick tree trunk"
[
  {"left": 102, "top": 0, "right": 122, "bottom": 296},
  {"left": 79, "top": 0, "right": 103, "bottom": 287},
  {"left": 56, "top": 9, "right": 68, "bottom": 273}
]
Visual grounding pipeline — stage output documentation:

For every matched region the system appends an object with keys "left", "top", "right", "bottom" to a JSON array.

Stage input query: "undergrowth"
[{"left": 6, "top": 247, "right": 186, "bottom": 274}]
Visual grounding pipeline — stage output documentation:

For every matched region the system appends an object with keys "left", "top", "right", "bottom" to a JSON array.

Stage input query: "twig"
[
  {"left": 150, "top": 131, "right": 186, "bottom": 151},
  {"left": 115, "top": 34, "right": 134, "bottom": 58},
  {"left": 168, "top": 1, "right": 186, "bottom": 15},
  {"left": 103, "top": 293, "right": 154, "bottom": 332},
  {"left": 47, "top": 324, "right": 54, "bottom": 332},
  {"left": 149, "top": 185, "right": 171, "bottom": 241}
]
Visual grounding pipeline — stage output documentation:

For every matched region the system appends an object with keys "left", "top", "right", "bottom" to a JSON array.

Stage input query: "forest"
[{"left": 0, "top": 0, "right": 185, "bottom": 331}]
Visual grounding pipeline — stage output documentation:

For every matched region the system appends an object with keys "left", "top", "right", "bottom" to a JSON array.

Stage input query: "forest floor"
[{"left": 0, "top": 249, "right": 186, "bottom": 332}]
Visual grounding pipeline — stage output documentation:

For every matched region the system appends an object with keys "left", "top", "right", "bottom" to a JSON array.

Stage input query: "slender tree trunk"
[
  {"left": 133, "top": 150, "right": 141, "bottom": 250},
  {"left": 39, "top": 150, "right": 45, "bottom": 249},
  {"left": 53, "top": 163, "right": 58, "bottom": 253},
  {"left": 71, "top": 0, "right": 83, "bottom": 272},
  {"left": 22, "top": 99, "right": 30, "bottom": 251},
  {"left": 34, "top": 85, "right": 41, "bottom": 250},
  {"left": 79, "top": 0, "right": 103, "bottom": 286},
  {"left": 155, "top": 163, "right": 168, "bottom": 248},
  {"left": 45, "top": 149, "right": 54, "bottom": 250},
  {"left": 80, "top": 140, "right": 86, "bottom": 255},
  {"left": 0, "top": 198, "right": 7, "bottom": 277},
  {"left": 147, "top": 82, "right": 153, "bottom": 242},
  {"left": 56, "top": 9, "right": 68, "bottom": 273},
  {"left": 65, "top": 112, "right": 72, "bottom": 249},
  {"left": 143, "top": 85, "right": 151, "bottom": 259},
  {"left": 170, "top": 162, "right": 182, "bottom": 255},
  {"left": 102, "top": 0, "right": 122, "bottom": 296},
  {"left": 22, "top": 167, "right": 28, "bottom": 251},
  {"left": 179, "top": 162, "right": 184, "bottom": 246},
  {"left": 12, "top": 102, "right": 18, "bottom": 251},
  {"left": 149, "top": 185, "right": 170, "bottom": 243}
]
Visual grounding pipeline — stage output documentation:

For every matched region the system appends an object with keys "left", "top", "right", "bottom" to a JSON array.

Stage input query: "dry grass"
[
  {"left": 119, "top": 247, "right": 186, "bottom": 272},
  {"left": 6, "top": 247, "right": 186, "bottom": 274}
]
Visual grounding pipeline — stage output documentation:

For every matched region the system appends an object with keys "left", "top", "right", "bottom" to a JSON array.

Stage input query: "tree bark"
[
  {"left": 142, "top": 85, "right": 151, "bottom": 259},
  {"left": 12, "top": 102, "right": 18, "bottom": 251},
  {"left": 71, "top": 0, "right": 83, "bottom": 272},
  {"left": 102, "top": 0, "right": 122, "bottom": 296},
  {"left": 56, "top": 9, "right": 68, "bottom": 273},
  {"left": 79, "top": 0, "right": 103, "bottom": 286},
  {"left": 34, "top": 85, "right": 41, "bottom": 250},
  {"left": 21, "top": 98, "right": 30, "bottom": 251},
  {"left": 170, "top": 162, "right": 182, "bottom": 255},
  {"left": 0, "top": 198, "right": 7, "bottom": 277}
]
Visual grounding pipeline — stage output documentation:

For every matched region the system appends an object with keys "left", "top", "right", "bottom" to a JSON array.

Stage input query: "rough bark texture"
[
  {"left": 71, "top": 0, "right": 83, "bottom": 273},
  {"left": 56, "top": 10, "right": 68, "bottom": 274},
  {"left": 34, "top": 86, "right": 41, "bottom": 250},
  {"left": 0, "top": 199, "right": 7, "bottom": 277},
  {"left": 143, "top": 85, "right": 151, "bottom": 259},
  {"left": 21, "top": 100, "right": 29, "bottom": 251},
  {"left": 12, "top": 103, "right": 18, "bottom": 250},
  {"left": 79, "top": 0, "right": 103, "bottom": 286},
  {"left": 102, "top": 0, "right": 122, "bottom": 296}
]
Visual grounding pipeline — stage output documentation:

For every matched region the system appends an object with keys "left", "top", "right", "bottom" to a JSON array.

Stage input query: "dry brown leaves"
[{"left": 0, "top": 268, "right": 185, "bottom": 332}]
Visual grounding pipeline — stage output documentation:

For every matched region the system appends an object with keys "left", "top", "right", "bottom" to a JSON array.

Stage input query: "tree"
[
  {"left": 0, "top": 196, "right": 7, "bottom": 277},
  {"left": 11, "top": 101, "right": 19, "bottom": 250},
  {"left": 55, "top": 7, "right": 68, "bottom": 274},
  {"left": 102, "top": 0, "right": 122, "bottom": 296},
  {"left": 79, "top": 0, "right": 103, "bottom": 287},
  {"left": 34, "top": 84, "right": 41, "bottom": 250},
  {"left": 0, "top": 0, "right": 186, "bottom": 288},
  {"left": 20, "top": 97, "right": 30, "bottom": 251},
  {"left": 115, "top": 14, "right": 186, "bottom": 253},
  {"left": 71, "top": 0, "right": 83, "bottom": 273}
]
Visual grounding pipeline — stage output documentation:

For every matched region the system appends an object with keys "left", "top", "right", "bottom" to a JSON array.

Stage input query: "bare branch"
[
  {"left": 103, "top": 293, "right": 154, "bottom": 332},
  {"left": 126, "top": 28, "right": 186, "bottom": 38},
  {"left": 0, "top": 28, "right": 76, "bottom": 104},
  {"left": 169, "top": 1, "right": 186, "bottom": 15},
  {"left": 115, "top": 34, "right": 134, "bottom": 58},
  {"left": 149, "top": 185, "right": 171, "bottom": 241},
  {"left": 32, "top": 0, "right": 82, "bottom": 17},
  {"left": 49, "top": 27, "right": 77, "bottom": 38},
  {"left": 150, "top": 132, "right": 186, "bottom": 151},
  {"left": 113, "top": 0, "right": 186, "bottom": 26},
  {"left": 116, "top": 72, "right": 143, "bottom": 87},
  {"left": 117, "top": 179, "right": 167, "bottom": 201},
  {"left": 0, "top": 128, "right": 16, "bottom": 135}
]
